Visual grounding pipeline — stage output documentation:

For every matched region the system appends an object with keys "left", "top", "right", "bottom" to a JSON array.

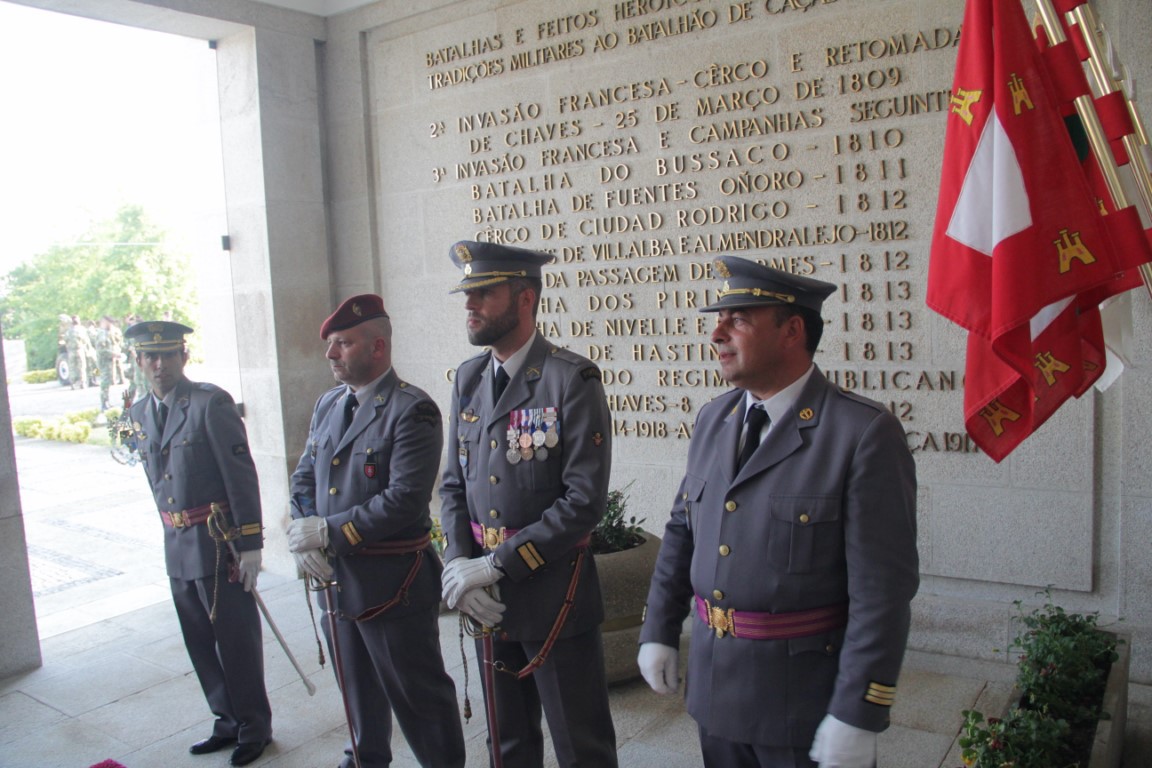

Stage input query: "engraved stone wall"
[{"left": 358, "top": 0, "right": 1120, "bottom": 593}]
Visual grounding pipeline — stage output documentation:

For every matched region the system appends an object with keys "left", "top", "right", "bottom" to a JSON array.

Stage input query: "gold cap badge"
[
  {"left": 714, "top": 259, "right": 731, "bottom": 278},
  {"left": 456, "top": 243, "right": 473, "bottom": 263}
]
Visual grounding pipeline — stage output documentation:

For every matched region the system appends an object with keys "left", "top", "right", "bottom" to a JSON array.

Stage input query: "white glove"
[
  {"left": 457, "top": 587, "right": 506, "bottom": 627},
  {"left": 809, "top": 714, "right": 877, "bottom": 768},
  {"left": 638, "top": 642, "right": 680, "bottom": 694},
  {"left": 236, "top": 550, "right": 261, "bottom": 592},
  {"left": 442, "top": 555, "right": 502, "bottom": 607},
  {"left": 288, "top": 516, "right": 329, "bottom": 552},
  {"left": 293, "top": 549, "right": 334, "bottom": 581}
]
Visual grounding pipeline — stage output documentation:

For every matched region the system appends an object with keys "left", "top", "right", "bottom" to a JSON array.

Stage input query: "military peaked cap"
[
  {"left": 124, "top": 320, "right": 194, "bottom": 352},
  {"left": 448, "top": 240, "right": 553, "bottom": 293},
  {"left": 702, "top": 256, "right": 836, "bottom": 314}
]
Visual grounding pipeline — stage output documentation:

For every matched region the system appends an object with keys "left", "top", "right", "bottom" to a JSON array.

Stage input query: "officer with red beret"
[{"left": 288, "top": 295, "right": 465, "bottom": 768}]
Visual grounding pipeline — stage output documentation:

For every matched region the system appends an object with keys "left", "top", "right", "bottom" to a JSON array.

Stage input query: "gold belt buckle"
[
  {"left": 706, "top": 601, "right": 735, "bottom": 639},
  {"left": 170, "top": 511, "right": 187, "bottom": 528},
  {"left": 483, "top": 525, "right": 506, "bottom": 549}
]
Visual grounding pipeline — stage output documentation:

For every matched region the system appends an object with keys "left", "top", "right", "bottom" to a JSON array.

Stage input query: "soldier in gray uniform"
[
  {"left": 638, "top": 257, "right": 919, "bottom": 768},
  {"left": 439, "top": 241, "right": 619, "bottom": 768},
  {"left": 125, "top": 320, "right": 271, "bottom": 767},
  {"left": 288, "top": 294, "right": 465, "bottom": 768}
]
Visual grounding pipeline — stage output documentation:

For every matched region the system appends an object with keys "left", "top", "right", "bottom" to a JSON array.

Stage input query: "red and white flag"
[{"left": 927, "top": 0, "right": 1142, "bottom": 462}]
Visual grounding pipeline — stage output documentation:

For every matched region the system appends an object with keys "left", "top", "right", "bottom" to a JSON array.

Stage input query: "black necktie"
[
  {"left": 737, "top": 405, "right": 769, "bottom": 471},
  {"left": 342, "top": 394, "right": 358, "bottom": 434},
  {"left": 156, "top": 401, "right": 168, "bottom": 434},
  {"left": 493, "top": 366, "right": 510, "bottom": 401}
]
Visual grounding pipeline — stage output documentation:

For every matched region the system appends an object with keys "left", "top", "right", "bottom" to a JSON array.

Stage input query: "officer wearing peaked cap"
[
  {"left": 289, "top": 294, "right": 465, "bottom": 768},
  {"left": 439, "top": 241, "right": 619, "bottom": 768},
  {"left": 124, "top": 320, "right": 272, "bottom": 766},
  {"left": 638, "top": 256, "right": 919, "bottom": 768}
]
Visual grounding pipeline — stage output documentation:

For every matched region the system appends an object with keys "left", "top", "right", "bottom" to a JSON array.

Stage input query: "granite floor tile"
[
  {"left": 0, "top": 689, "right": 67, "bottom": 746},
  {"left": 16, "top": 648, "right": 174, "bottom": 717},
  {"left": 1, "top": 716, "right": 134, "bottom": 767},
  {"left": 76, "top": 673, "right": 207, "bottom": 749}
]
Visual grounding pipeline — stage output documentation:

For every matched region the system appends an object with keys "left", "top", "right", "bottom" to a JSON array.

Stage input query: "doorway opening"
[{"left": 0, "top": 2, "right": 241, "bottom": 639}]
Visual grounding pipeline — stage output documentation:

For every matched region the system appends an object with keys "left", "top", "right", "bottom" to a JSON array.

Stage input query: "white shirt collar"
[
  {"left": 347, "top": 367, "right": 393, "bottom": 401},
  {"left": 493, "top": 332, "right": 537, "bottom": 381},
  {"left": 744, "top": 364, "right": 816, "bottom": 426}
]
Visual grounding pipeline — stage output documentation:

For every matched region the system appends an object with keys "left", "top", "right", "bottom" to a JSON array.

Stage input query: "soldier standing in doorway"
[{"left": 125, "top": 320, "right": 272, "bottom": 767}]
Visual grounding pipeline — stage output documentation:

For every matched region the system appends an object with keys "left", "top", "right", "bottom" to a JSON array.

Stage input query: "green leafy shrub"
[
  {"left": 67, "top": 409, "right": 100, "bottom": 424},
  {"left": 959, "top": 707, "right": 1069, "bottom": 768},
  {"left": 1011, "top": 592, "right": 1118, "bottom": 764},
  {"left": 13, "top": 418, "right": 44, "bottom": 437},
  {"left": 430, "top": 516, "right": 446, "bottom": 556},
  {"left": 22, "top": 369, "right": 58, "bottom": 384},
  {"left": 957, "top": 590, "right": 1120, "bottom": 768},
  {"left": 590, "top": 483, "right": 646, "bottom": 554},
  {"left": 11, "top": 409, "right": 105, "bottom": 445},
  {"left": 59, "top": 423, "right": 91, "bottom": 443}
]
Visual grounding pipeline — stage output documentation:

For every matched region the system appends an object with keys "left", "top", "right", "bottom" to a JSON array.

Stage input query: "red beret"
[{"left": 319, "top": 294, "right": 389, "bottom": 339}]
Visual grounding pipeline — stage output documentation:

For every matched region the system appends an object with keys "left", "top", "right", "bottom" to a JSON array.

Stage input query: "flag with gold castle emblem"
[{"left": 927, "top": 0, "right": 1139, "bottom": 462}]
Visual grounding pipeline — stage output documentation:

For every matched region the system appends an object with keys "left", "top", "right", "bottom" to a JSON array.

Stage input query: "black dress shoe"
[
  {"left": 230, "top": 739, "right": 270, "bottom": 766},
  {"left": 189, "top": 735, "right": 237, "bottom": 755}
]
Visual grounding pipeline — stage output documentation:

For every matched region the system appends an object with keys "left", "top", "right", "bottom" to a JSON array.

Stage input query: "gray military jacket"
[
  {"left": 641, "top": 368, "right": 919, "bottom": 747},
  {"left": 131, "top": 378, "right": 263, "bottom": 581},
  {"left": 440, "top": 334, "right": 612, "bottom": 641},
  {"left": 290, "top": 370, "right": 444, "bottom": 618}
]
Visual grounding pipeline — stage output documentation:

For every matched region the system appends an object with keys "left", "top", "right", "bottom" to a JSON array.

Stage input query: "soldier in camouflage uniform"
[
  {"left": 123, "top": 315, "right": 150, "bottom": 404},
  {"left": 86, "top": 320, "right": 100, "bottom": 386},
  {"left": 65, "top": 316, "right": 91, "bottom": 390},
  {"left": 108, "top": 317, "right": 125, "bottom": 385},
  {"left": 96, "top": 316, "right": 117, "bottom": 411}
]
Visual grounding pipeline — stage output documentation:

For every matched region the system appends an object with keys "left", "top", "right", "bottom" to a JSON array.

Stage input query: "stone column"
[
  {"left": 214, "top": 26, "right": 335, "bottom": 575},
  {"left": 0, "top": 332, "right": 43, "bottom": 677}
]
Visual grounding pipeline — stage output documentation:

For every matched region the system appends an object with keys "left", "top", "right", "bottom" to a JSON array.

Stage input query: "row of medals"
[{"left": 507, "top": 408, "right": 558, "bottom": 464}]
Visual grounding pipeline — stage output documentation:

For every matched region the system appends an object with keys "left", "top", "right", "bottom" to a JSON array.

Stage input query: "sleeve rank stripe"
[
  {"left": 341, "top": 521, "right": 363, "bottom": 547},
  {"left": 517, "top": 541, "right": 545, "bottom": 570},
  {"left": 238, "top": 523, "right": 263, "bottom": 537},
  {"left": 864, "top": 682, "right": 897, "bottom": 706}
]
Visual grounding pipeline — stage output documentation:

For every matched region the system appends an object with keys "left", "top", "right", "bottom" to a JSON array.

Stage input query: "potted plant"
[
  {"left": 591, "top": 483, "right": 660, "bottom": 684},
  {"left": 959, "top": 707, "right": 1069, "bottom": 768},
  {"left": 957, "top": 590, "right": 1126, "bottom": 768}
]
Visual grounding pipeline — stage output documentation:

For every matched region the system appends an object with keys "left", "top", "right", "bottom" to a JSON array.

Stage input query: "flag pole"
[
  {"left": 1068, "top": 4, "right": 1152, "bottom": 220},
  {"left": 1033, "top": 0, "right": 1152, "bottom": 295}
]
